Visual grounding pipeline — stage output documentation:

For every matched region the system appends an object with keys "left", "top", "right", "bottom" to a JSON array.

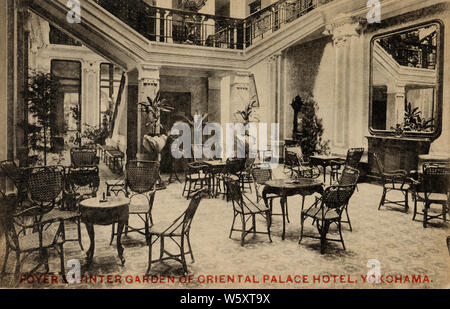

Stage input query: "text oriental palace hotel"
[{"left": 0, "top": 0, "right": 449, "bottom": 289}]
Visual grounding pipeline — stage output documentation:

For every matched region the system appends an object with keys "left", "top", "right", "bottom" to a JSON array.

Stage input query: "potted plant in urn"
[
  {"left": 139, "top": 91, "right": 174, "bottom": 189},
  {"left": 290, "top": 92, "right": 330, "bottom": 159},
  {"left": 235, "top": 96, "right": 260, "bottom": 159}
]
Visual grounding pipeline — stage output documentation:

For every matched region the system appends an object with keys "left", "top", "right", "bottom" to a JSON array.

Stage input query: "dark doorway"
[
  {"left": 51, "top": 60, "right": 82, "bottom": 148},
  {"left": 372, "top": 86, "right": 387, "bottom": 130},
  {"left": 160, "top": 91, "right": 191, "bottom": 173}
]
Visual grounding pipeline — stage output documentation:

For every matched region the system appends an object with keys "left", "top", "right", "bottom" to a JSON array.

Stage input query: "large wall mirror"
[{"left": 370, "top": 21, "right": 443, "bottom": 138}]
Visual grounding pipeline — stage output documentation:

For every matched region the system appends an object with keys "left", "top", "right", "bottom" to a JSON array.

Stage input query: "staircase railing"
[{"left": 94, "top": 0, "right": 332, "bottom": 50}]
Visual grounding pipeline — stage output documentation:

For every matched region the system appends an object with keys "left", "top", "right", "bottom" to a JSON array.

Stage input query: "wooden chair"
[
  {"left": 373, "top": 153, "right": 411, "bottom": 213},
  {"left": 299, "top": 180, "right": 358, "bottom": 254},
  {"left": 146, "top": 187, "right": 209, "bottom": 275},
  {"left": 411, "top": 163, "right": 449, "bottom": 228},
  {"left": 0, "top": 192, "right": 65, "bottom": 279},
  {"left": 239, "top": 157, "right": 256, "bottom": 193},
  {"left": 284, "top": 148, "right": 320, "bottom": 179},
  {"left": 110, "top": 160, "right": 160, "bottom": 244},
  {"left": 330, "top": 148, "right": 364, "bottom": 185},
  {"left": 224, "top": 176, "right": 272, "bottom": 246},
  {"left": 182, "top": 161, "right": 209, "bottom": 199}
]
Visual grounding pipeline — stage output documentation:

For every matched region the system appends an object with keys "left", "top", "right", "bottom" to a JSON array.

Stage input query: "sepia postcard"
[{"left": 0, "top": 0, "right": 449, "bottom": 296}]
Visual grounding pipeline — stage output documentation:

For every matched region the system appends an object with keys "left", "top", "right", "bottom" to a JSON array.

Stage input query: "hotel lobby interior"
[{"left": 0, "top": 0, "right": 449, "bottom": 289}]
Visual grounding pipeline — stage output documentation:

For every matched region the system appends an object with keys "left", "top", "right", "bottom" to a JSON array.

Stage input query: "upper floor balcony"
[{"left": 94, "top": 0, "right": 334, "bottom": 50}]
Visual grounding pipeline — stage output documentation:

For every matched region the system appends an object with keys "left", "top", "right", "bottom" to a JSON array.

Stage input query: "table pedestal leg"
[
  {"left": 85, "top": 223, "right": 95, "bottom": 265},
  {"left": 281, "top": 196, "right": 287, "bottom": 240},
  {"left": 322, "top": 165, "right": 327, "bottom": 183},
  {"left": 117, "top": 221, "right": 126, "bottom": 266}
]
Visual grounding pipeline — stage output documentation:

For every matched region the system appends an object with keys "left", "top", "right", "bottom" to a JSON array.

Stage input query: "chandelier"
[{"left": 178, "top": 0, "right": 207, "bottom": 12}]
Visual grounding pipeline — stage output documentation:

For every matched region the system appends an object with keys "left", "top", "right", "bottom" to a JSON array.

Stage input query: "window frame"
[{"left": 368, "top": 19, "right": 444, "bottom": 141}]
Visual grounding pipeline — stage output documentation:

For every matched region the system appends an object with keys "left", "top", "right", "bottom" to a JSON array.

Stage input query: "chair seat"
[
  {"left": 19, "top": 226, "right": 61, "bottom": 251},
  {"left": 128, "top": 201, "right": 150, "bottom": 214},
  {"left": 186, "top": 173, "right": 208, "bottom": 180},
  {"left": 41, "top": 208, "right": 80, "bottom": 223},
  {"left": 238, "top": 199, "right": 270, "bottom": 215},
  {"left": 302, "top": 206, "right": 340, "bottom": 220},
  {"left": 384, "top": 183, "right": 410, "bottom": 190},
  {"left": 149, "top": 221, "right": 182, "bottom": 236},
  {"left": 415, "top": 193, "right": 448, "bottom": 203}
]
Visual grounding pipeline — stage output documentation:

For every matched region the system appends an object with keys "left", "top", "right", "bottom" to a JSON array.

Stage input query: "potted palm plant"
[{"left": 139, "top": 91, "right": 175, "bottom": 189}]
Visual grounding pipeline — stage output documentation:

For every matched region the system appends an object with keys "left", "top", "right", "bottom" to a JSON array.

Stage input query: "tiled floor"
[{"left": 0, "top": 162, "right": 449, "bottom": 289}]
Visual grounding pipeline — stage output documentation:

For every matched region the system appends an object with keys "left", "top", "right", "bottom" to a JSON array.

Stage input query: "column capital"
[
  {"left": 324, "top": 14, "right": 367, "bottom": 47},
  {"left": 208, "top": 75, "right": 222, "bottom": 90},
  {"left": 138, "top": 64, "right": 161, "bottom": 84},
  {"left": 231, "top": 71, "right": 251, "bottom": 90},
  {"left": 267, "top": 52, "right": 282, "bottom": 63}
]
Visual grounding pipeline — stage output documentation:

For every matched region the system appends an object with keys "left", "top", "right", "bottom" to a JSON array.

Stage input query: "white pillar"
[
  {"left": 325, "top": 17, "right": 366, "bottom": 154},
  {"left": 137, "top": 64, "right": 160, "bottom": 158}
]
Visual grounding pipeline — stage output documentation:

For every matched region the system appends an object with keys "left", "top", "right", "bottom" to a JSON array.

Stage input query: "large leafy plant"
[
  {"left": 24, "top": 70, "right": 61, "bottom": 166},
  {"left": 403, "top": 102, "right": 434, "bottom": 132},
  {"left": 138, "top": 91, "right": 174, "bottom": 134},
  {"left": 236, "top": 96, "right": 259, "bottom": 125},
  {"left": 291, "top": 92, "right": 330, "bottom": 158}
]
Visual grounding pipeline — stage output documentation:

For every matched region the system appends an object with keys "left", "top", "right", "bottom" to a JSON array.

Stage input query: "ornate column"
[
  {"left": 230, "top": 71, "right": 251, "bottom": 123},
  {"left": 208, "top": 75, "right": 222, "bottom": 124},
  {"left": 267, "top": 52, "right": 283, "bottom": 152},
  {"left": 82, "top": 61, "right": 101, "bottom": 128},
  {"left": 137, "top": 65, "right": 160, "bottom": 158},
  {"left": 325, "top": 16, "right": 367, "bottom": 154}
]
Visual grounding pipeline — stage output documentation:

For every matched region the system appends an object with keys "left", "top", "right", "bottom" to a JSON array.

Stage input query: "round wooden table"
[
  {"left": 79, "top": 196, "right": 129, "bottom": 266},
  {"left": 263, "top": 179, "right": 324, "bottom": 240}
]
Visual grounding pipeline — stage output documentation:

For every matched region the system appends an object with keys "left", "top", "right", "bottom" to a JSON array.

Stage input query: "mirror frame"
[{"left": 369, "top": 20, "right": 444, "bottom": 140}]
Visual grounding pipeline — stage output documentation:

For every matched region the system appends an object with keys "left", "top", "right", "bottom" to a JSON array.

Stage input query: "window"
[
  {"left": 51, "top": 60, "right": 82, "bottom": 143},
  {"left": 49, "top": 25, "right": 82, "bottom": 46},
  {"left": 249, "top": 0, "right": 261, "bottom": 14},
  {"left": 99, "top": 63, "right": 123, "bottom": 126}
]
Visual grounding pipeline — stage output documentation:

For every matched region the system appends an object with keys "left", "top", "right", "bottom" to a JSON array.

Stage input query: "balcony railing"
[{"left": 94, "top": 0, "right": 332, "bottom": 50}]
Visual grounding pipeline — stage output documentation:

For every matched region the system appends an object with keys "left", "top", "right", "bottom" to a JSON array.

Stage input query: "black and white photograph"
[{"left": 0, "top": 0, "right": 449, "bottom": 294}]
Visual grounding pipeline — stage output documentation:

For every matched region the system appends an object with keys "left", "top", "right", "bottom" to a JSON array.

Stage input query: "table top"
[
  {"left": 265, "top": 178, "right": 323, "bottom": 189},
  {"left": 310, "top": 155, "right": 340, "bottom": 161},
  {"left": 80, "top": 196, "right": 129, "bottom": 209},
  {"left": 203, "top": 160, "right": 227, "bottom": 166}
]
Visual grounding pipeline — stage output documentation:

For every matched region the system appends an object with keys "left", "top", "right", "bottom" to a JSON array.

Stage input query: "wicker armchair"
[
  {"left": 334, "top": 167, "right": 360, "bottom": 231},
  {"left": 239, "top": 157, "right": 256, "bottom": 193},
  {"left": 1, "top": 192, "right": 65, "bottom": 279},
  {"left": 224, "top": 176, "right": 272, "bottom": 246},
  {"left": 299, "top": 179, "right": 358, "bottom": 254},
  {"left": 251, "top": 164, "right": 291, "bottom": 223},
  {"left": 284, "top": 149, "right": 320, "bottom": 179},
  {"left": 63, "top": 166, "right": 100, "bottom": 250},
  {"left": 0, "top": 160, "right": 29, "bottom": 208},
  {"left": 373, "top": 153, "right": 411, "bottom": 213},
  {"left": 146, "top": 187, "right": 209, "bottom": 275},
  {"left": 411, "top": 163, "right": 449, "bottom": 228},
  {"left": 182, "top": 161, "right": 209, "bottom": 199},
  {"left": 330, "top": 148, "right": 364, "bottom": 185},
  {"left": 111, "top": 160, "right": 160, "bottom": 244},
  {"left": 27, "top": 166, "right": 84, "bottom": 251},
  {"left": 70, "top": 147, "right": 99, "bottom": 167}
]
